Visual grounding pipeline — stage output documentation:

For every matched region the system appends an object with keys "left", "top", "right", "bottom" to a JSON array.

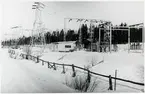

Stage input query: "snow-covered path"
[{"left": 1, "top": 49, "right": 74, "bottom": 93}]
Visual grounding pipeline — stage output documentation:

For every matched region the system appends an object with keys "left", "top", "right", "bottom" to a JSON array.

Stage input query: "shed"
[{"left": 51, "top": 41, "right": 76, "bottom": 52}]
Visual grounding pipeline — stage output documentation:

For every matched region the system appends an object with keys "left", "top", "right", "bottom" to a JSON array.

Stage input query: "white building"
[{"left": 50, "top": 41, "right": 76, "bottom": 52}]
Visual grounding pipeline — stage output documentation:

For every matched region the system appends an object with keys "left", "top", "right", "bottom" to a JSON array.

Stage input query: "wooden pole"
[
  {"left": 87, "top": 69, "right": 91, "bottom": 83},
  {"left": 47, "top": 62, "right": 50, "bottom": 68},
  {"left": 72, "top": 64, "right": 76, "bottom": 77},
  {"left": 64, "top": 18, "right": 66, "bottom": 41},
  {"left": 42, "top": 60, "right": 44, "bottom": 66},
  {"left": 26, "top": 55, "right": 28, "bottom": 60},
  {"left": 110, "top": 26, "right": 112, "bottom": 53},
  {"left": 36, "top": 56, "right": 39, "bottom": 63},
  {"left": 79, "top": 22, "right": 82, "bottom": 49},
  {"left": 142, "top": 26, "right": 144, "bottom": 53},
  {"left": 90, "top": 20, "right": 92, "bottom": 51},
  {"left": 62, "top": 64, "right": 65, "bottom": 74},
  {"left": 53, "top": 63, "right": 56, "bottom": 70},
  {"left": 114, "top": 70, "right": 117, "bottom": 91},
  {"left": 128, "top": 27, "right": 130, "bottom": 53},
  {"left": 109, "top": 75, "right": 113, "bottom": 90},
  {"left": 99, "top": 28, "right": 101, "bottom": 52}
]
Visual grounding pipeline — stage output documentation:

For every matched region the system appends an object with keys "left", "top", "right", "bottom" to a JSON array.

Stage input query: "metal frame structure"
[
  {"left": 31, "top": 2, "right": 46, "bottom": 46},
  {"left": 99, "top": 27, "right": 130, "bottom": 53},
  {"left": 98, "top": 23, "right": 144, "bottom": 53},
  {"left": 64, "top": 17, "right": 111, "bottom": 51},
  {"left": 129, "top": 23, "right": 144, "bottom": 53},
  {"left": 30, "top": 2, "right": 46, "bottom": 56}
]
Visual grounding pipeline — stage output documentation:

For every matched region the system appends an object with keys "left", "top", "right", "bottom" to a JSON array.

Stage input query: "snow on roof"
[{"left": 52, "top": 41, "right": 76, "bottom": 44}]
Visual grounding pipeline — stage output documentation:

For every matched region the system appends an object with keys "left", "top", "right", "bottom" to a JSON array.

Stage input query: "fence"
[
  {"left": 8, "top": 49, "right": 144, "bottom": 91},
  {"left": 130, "top": 42, "right": 142, "bottom": 50}
]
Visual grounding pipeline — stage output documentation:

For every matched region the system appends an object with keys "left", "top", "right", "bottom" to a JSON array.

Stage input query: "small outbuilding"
[{"left": 51, "top": 41, "right": 76, "bottom": 52}]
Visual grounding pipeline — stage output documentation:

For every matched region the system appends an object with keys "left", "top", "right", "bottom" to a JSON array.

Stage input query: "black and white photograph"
[{"left": 0, "top": 0, "right": 144, "bottom": 93}]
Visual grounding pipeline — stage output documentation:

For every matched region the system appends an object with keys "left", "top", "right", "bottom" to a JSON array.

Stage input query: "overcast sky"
[{"left": 1, "top": 1, "right": 144, "bottom": 40}]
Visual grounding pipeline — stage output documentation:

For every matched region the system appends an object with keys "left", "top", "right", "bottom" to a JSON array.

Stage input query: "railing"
[{"left": 8, "top": 49, "right": 144, "bottom": 91}]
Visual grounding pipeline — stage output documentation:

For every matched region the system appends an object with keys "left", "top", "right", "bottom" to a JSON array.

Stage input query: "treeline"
[{"left": 1, "top": 23, "right": 143, "bottom": 47}]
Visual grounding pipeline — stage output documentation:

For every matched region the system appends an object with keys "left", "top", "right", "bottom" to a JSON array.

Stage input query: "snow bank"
[
  {"left": 3, "top": 46, "right": 144, "bottom": 92},
  {"left": 1, "top": 49, "right": 75, "bottom": 93},
  {"left": 91, "top": 51, "right": 144, "bottom": 91},
  {"left": 40, "top": 50, "right": 103, "bottom": 68}
]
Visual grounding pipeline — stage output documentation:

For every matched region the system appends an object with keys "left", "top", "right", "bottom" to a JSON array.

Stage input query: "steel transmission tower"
[{"left": 31, "top": 2, "right": 45, "bottom": 46}]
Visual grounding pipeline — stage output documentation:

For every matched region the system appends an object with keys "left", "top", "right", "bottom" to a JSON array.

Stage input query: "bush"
[{"left": 64, "top": 73, "right": 98, "bottom": 92}]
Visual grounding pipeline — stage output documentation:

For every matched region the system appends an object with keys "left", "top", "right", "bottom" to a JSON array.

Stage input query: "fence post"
[
  {"left": 72, "top": 64, "right": 76, "bottom": 77},
  {"left": 109, "top": 75, "right": 113, "bottom": 90},
  {"left": 62, "top": 64, "right": 65, "bottom": 74},
  {"left": 48, "top": 62, "right": 50, "bottom": 68},
  {"left": 36, "top": 56, "right": 39, "bottom": 63},
  {"left": 84, "top": 69, "right": 91, "bottom": 92},
  {"left": 25, "top": 55, "right": 28, "bottom": 60},
  {"left": 114, "top": 70, "right": 117, "bottom": 91},
  {"left": 87, "top": 69, "right": 91, "bottom": 83},
  {"left": 53, "top": 63, "right": 56, "bottom": 70},
  {"left": 42, "top": 60, "right": 44, "bottom": 66}
]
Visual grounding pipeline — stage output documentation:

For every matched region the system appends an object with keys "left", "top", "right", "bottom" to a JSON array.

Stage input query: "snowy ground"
[
  {"left": 0, "top": 48, "right": 75, "bottom": 93},
  {"left": 41, "top": 44, "right": 144, "bottom": 92},
  {"left": 92, "top": 51, "right": 144, "bottom": 92},
  {"left": 1, "top": 45, "right": 144, "bottom": 92}
]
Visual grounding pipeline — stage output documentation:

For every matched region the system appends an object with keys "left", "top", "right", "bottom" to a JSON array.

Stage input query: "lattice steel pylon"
[
  {"left": 30, "top": 2, "right": 46, "bottom": 56},
  {"left": 98, "top": 22, "right": 112, "bottom": 52},
  {"left": 104, "top": 23, "right": 111, "bottom": 51}
]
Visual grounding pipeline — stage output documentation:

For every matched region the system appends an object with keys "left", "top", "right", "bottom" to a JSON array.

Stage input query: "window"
[{"left": 65, "top": 45, "right": 71, "bottom": 48}]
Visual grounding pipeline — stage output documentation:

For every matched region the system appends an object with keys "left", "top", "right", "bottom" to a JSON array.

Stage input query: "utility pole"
[
  {"left": 142, "top": 25, "right": 144, "bottom": 54},
  {"left": 110, "top": 25, "right": 112, "bottom": 53},
  {"left": 128, "top": 27, "right": 130, "bottom": 53},
  {"left": 99, "top": 28, "right": 101, "bottom": 52},
  {"left": 79, "top": 21, "right": 82, "bottom": 49},
  {"left": 90, "top": 20, "right": 93, "bottom": 51},
  {"left": 64, "top": 18, "right": 66, "bottom": 41}
]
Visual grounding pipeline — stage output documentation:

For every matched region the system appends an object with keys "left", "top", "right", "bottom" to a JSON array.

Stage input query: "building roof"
[{"left": 52, "top": 41, "right": 76, "bottom": 44}]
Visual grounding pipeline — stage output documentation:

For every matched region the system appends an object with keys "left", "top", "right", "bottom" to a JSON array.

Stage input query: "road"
[{"left": 0, "top": 49, "right": 74, "bottom": 93}]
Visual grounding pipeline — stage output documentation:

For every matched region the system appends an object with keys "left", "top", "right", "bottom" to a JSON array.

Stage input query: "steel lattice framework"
[
  {"left": 99, "top": 22, "right": 144, "bottom": 53},
  {"left": 31, "top": 2, "right": 46, "bottom": 46},
  {"left": 65, "top": 18, "right": 144, "bottom": 53},
  {"left": 64, "top": 18, "right": 111, "bottom": 51},
  {"left": 30, "top": 2, "right": 46, "bottom": 56}
]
